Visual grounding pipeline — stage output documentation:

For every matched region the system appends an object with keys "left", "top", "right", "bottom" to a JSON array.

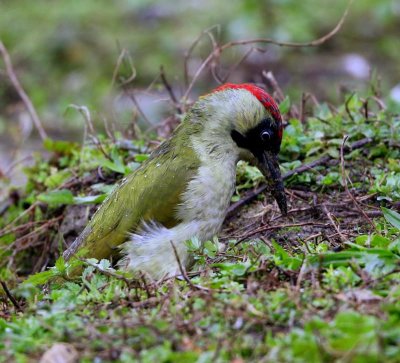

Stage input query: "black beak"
[{"left": 256, "top": 151, "right": 287, "bottom": 215}]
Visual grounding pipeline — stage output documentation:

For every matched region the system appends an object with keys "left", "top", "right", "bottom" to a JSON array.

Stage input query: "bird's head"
[{"left": 197, "top": 83, "right": 287, "bottom": 214}]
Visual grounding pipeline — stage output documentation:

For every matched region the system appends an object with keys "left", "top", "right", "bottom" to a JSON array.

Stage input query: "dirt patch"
[{"left": 222, "top": 187, "right": 380, "bottom": 252}]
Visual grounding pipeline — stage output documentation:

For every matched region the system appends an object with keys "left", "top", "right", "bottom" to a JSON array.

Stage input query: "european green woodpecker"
[{"left": 64, "top": 83, "right": 287, "bottom": 279}]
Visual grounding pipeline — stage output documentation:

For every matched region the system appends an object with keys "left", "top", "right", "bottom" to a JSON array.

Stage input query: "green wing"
[{"left": 63, "top": 138, "right": 200, "bottom": 263}]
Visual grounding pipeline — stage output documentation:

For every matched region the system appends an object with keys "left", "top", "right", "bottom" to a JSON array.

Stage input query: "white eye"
[{"left": 261, "top": 130, "right": 271, "bottom": 142}]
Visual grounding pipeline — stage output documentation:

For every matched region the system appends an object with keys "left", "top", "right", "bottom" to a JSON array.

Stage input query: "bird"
[{"left": 63, "top": 83, "right": 287, "bottom": 280}]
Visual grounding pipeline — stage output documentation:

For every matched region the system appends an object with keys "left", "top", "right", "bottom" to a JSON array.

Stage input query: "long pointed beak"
[{"left": 256, "top": 151, "right": 287, "bottom": 215}]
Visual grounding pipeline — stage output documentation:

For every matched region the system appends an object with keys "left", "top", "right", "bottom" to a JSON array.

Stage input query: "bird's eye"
[{"left": 260, "top": 130, "right": 272, "bottom": 142}]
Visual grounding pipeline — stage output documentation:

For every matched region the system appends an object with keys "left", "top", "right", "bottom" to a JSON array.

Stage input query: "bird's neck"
[
  {"left": 184, "top": 94, "right": 245, "bottom": 166},
  {"left": 190, "top": 130, "right": 239, "bottom": 165}
]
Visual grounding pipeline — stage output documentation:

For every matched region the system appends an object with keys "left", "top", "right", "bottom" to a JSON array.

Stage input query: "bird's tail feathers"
[{"left": 117, "top": 221, "right": 191, "bottom": 280}]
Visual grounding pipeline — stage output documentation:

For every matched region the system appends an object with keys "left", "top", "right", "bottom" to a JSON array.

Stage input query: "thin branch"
[
  {"left": 183, "top": 25, "right": 221, "bottom": 88},
  {"left": 205, "top": 28, "right": 221, "bottom": 86},
  {"left": 340, "top": 136, "right": 375, "bottom": 227},
  {"left": 221, "top": 47, "right": 256, "bottom": 84},
  {"left": 0, "top": 202, "right": 39, "bottom": 236},
  {"left": 235, "top": 221, "right": 328, "bottom": 242},
  {"left": 300, "top": 92, "right": 320, "bottom": 124},
  {"left": 170, "top": 241, "right": 209, "bottom": 291},
  {"left": 122, "top": 86, "right": 154, "bottom": 127},
  {"left": 160, "top": 66, "right": 182, "bottom": 114},
  {"left": 82, "top": 259, "right": 132, "bottom": 287},
  {"left": 344, "top": 92, "right": 356, "bottom": 122},
  {"left": 227, "top": 137, "right": 373, "bottom": 217},
  {"left": 111, "top": 48, "right": 137, "bottom": 88},
  {"left": 262, "top": 70, "right": 299, "bottom": 119},
  {"left": 67, "top": 105, "right": 112, "bottom": 161},
  {"left": 183, "top": 51, "right": 215, "bottom": 100},
  {"left": 183, "top": 0, "right": 353, "bottom": 99},
  {"left": 11, "top": 216, "right": 63, "bottom": 252},
  {"left": 0, "top": 40, "right": 47, "bottom": 140},
  {"left": 262, "top": 70, "right": 285, "bottom": 102},
  {"left": 322, "top": 204, "right": 347, "bottom": 242},
  {"left": 111, "top": 47, "right": 153, "bottom": 126},
  {"left": 170, "top": 241, "right": 195, "bottom": 288},
  {"left": 3, "top": 155, "right": 34, "bottom": 177},
  {"left": 220, "top": 0, "right": 353, "bottom": 50},
  {"left": 210, "top": 59, "right": 224, "bottom": 84},
  {"left": 1, "top": 280, "right": 22, "bottom": 312}
]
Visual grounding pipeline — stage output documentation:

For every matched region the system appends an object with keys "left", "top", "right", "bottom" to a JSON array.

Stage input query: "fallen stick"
[
  {"left": 0, "top": 40, "right": 47, "bottom": 140},
  {"left": 226, "top": 137, "right": 373, "bottom": 217}
]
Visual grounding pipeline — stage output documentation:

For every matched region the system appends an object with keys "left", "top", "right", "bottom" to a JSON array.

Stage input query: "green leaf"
[
  {"left": 320, "top": 172, "right": 340, "bottom": 186},
  {"left": 73, "top": 194, "right": 107, "bottom": 204},
  {"left": 23, "top": 270, "right": 56, "bottom": 285},
  {"left": 370, "top": 234, "right": 391, "bottom": 248},
  {"left": 279, "top": 96, "right": 290, "bottom": 114},
  {"left": 0, "top": 233, "right": 16, "bottom": 244},
  {"left": 212, "top": 262, "right": 248, "bottom": 276},
  {"left": 44, "top": 170, "right": 72, "bottom": 188},
  {"left": 326, "top": 147, "right": 339, "bottom": 159},
  {"left": 90, "top": 183, "right": 116, "bottom": 194},
  {"left": 43, "top": 138, "right": 79, "bottom": 154},
  {"left": 315, "top": 103, "right": 332, "bottom": 119},
  {"left": 97, "top": 157, "right": 126, "bottom": 174},
  {"left": 307, "top": 248, "right": 399, "bottom": 276},
  {"left": 55, "top": 256, "right": 66, "bottom": 274},
  {"left": 382, "top": 207, "right": 400, "bottom": 230},
  {"left": 135, "top": 154, "right": 149, "bottom": 162},
  {"left": 204, "top": 240, "right": 217, "bottom": 258},
  {"left": 37, "top": 189, "right": 74, "bottom": 205},
  {"left": 231, "top": 263, "right": 247, "bottom": 276},
  {"left": 272, "top": 240, "right": 302, "bottom": 270}
]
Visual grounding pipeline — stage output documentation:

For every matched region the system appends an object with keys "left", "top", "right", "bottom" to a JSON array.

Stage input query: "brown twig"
[
  {"left": 82, "top": 259, "right": 132, "bottom": 287},
  {"left": 340, "top": 136, "right": 375, "bottom": 228},
  {"left": 170, "top": 240, "right": 195, "bottom": 288},
  {"left": 221, "top": 0, "right": 352, "bottom": 49},
  {"left": 321, "top": 204, "right": 346, "bottom": 242},
  {"left": 183, "top": 25, "right": 221, "bottom": 89},
  {"left": 263, "top": 70, "right": 300, "bottom": 122},
  {"left": 0, "top": 219, "right": 46, "bottom": 237},
  {"left": 1, "top": 280, "right": 22, "bottom": 312},
  {"left": 235, "top": 221, "right": 328, "bottom": 242},
  {"left": 183, "top": 0, "right": 353, "bottom": 99},
  {"left": 300, "top": 93, "right": 308, "bottom": 124},
  {"left": 344, "top": 92, "right": 356, "bottom": 122},
  {"left": 227, "top": 137, "right": 373, "bottom": 217},
  {"left": 0, "top": 40, "right": 47, "bottom": 140},
  {"left": 221, "top": 47, "right": 257, "bottom": 84},
  {"left": 129, "top": 296, "right": 164, "bottom": 309},
  {"left": 3, "top": 155, "right": 34, "bottom": 177},
  {"left": 111, "top": 47, "right": 153, "bottom": 127},
  {"left": 125, "top": 89, "right": 154, "bottom": 126},
  {"left": 170, "top": 241, "right": 209, "bottom": 291},
  {"left": 0, "top": 202, "right": 39, "bottom": 236},
  {"left": 67, "top": 105, "right": 113, "bottom": 161},
  {"left": 111, "top": 47, "right": 137, "bottom": 88},
  {"left": 160, "top": 66, "right": 182, "bottom": 114},
  {"left": 283, "top": 155, "right": 332, "bottom": 180},
  {"left": 262, "top": 70, "right": 285, "bottom": 102},
  {"left": 371, "top": 96, "right": 386, "bottom": 110},
  {"left": 102, "top": 116, "right": 116, "bottom": 142},
  {"left": 300, "top": 92, "right": 320, "bottom": 124},
  {"left": 6, "top": 215, "right": 63, "bottom": 254}
]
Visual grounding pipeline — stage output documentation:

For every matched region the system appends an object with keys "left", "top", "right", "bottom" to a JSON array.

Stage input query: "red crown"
[{"left": 212, "top": 83, "right": 283, "bottom": 139}]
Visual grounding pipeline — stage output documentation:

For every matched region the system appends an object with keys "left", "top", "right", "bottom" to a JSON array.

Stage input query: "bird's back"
[{"left": 63, "top": 127, "right": 201, "bottom": 264}]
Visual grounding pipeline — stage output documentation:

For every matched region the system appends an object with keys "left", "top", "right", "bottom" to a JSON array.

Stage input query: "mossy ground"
[{"left": 1, "top": 87, "right": 400, "bottom": 362}]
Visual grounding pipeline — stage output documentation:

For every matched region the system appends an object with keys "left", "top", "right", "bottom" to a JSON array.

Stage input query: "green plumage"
[
  {"left": 63, "top": 86, "right": 287, "bottom": 279},
  {"left": 63, "top": 120, "right": 202, "bottom": 262}
]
